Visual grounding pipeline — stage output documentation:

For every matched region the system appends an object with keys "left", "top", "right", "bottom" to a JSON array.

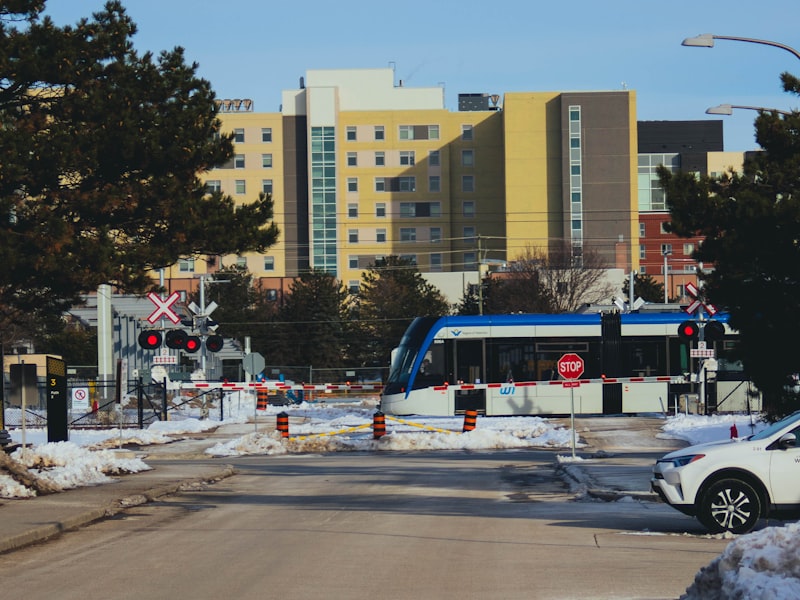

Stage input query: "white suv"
[{"left": 651, "top": 410, "right": 800, "bottom": 534}]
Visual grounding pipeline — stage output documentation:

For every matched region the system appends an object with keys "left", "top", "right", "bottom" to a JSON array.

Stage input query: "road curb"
[{"left": 0, "top": 464, "right": 236, "bottom": 555}]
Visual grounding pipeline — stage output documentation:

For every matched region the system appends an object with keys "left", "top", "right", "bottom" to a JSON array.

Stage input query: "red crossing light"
[
  {"left": 206, "top": 335, "right": 224, "bottom": 352},
  {"left": 677, "top": 321, "right": 700, "bottom": 342},
  {"left": 184, "top": 336, "right": 201, "bottom": 353},
  {"left": 138, "top": 330, "right": 162, "bottom": 350}
]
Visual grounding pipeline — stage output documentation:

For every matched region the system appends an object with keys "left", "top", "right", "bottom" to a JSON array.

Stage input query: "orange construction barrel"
[
  {"left": 462, "top": 409, "right": 478, "bottom": 432},
  {"left": 276, "top": 411, "right": 289, "bottom": 438},
  {"left": 373, "top": 411, "right": 386, "bottom": 439},
  {"left": 257, "top": 389, "right": 269, "bottom": 410}
]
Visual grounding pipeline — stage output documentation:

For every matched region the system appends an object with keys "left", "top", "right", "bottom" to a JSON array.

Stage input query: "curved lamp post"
[
  {"left": 682, "top": 34, "right": 800, "bottom": 61},
  {"left": 706, "top": 104, "right": 791, "bottom": 116}
]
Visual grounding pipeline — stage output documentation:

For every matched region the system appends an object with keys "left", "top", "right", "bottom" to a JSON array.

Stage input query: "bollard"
[
  {"left": 373, "top": 411, "right": 386, "bottom": 439},
  {"left": 256, "top": 389, "right": 269, "bottom": 411},
  {"left": 276, "top": 411, "right": 289, "bottom": 439},
  {"left": 462, "top": 409, "right": 478, "bottom": 432},
  {"left": 730, "top": 423, "right": 738, "bottom": 439}
]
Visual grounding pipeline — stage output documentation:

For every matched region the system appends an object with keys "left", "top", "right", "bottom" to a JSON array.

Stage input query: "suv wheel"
[{"left": 697, "top": 478, "right": 761, "bottom": 534}]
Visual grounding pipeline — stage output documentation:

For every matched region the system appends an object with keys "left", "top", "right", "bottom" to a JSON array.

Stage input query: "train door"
[{"left": 453, "top": 339, "right": 486, "bottom": 413}]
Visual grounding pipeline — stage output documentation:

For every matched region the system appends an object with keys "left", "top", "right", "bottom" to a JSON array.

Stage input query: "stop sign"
[{"left": 557, "top": 353, "right": 584, "bottom": 380}]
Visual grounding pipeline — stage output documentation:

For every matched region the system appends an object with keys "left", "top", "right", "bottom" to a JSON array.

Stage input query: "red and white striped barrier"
[
  {"left": 182, "top": 375, "right": 680, "bottom": 394},
  {"left": 185, "top": 381, "right": 383, "bottom": 392}
]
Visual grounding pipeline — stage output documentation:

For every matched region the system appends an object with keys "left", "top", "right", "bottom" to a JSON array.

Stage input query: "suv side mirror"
[{"left": 778, "top": 432, "right": 797, "bottom": 450}]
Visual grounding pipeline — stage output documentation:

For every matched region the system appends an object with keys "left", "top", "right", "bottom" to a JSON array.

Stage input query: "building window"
[
  {"left": 206, "top": 180, "right": 221, "bottom": 193},
  {"left": 462, "top": 175, "right": 475, "bottom": 193},
  {"left": 346, "top": 126, "right": 357, "bottom": 141},
  {"left": 262, "top": 179, "right": 273, "bottom": 194},
  {"left": 428, "top": 125, "right": 439, "bottom": 140},
  {"left": 264, "top": 256, "right": 274, "bottom": 271},
  {"left": 399, "top": 125, "right": 414, "bottom": 140},
  {"left": 400, "top": 254, "right": 417, "bottom": 265},
  {"left": 683, "top": 243, "right": 695, "bottom": 255},
  {"left": 236, "top": 255, "right": 247, "bottom": 268},
  {"left": 430, "top": 253, "right": 442, "bottom": 272},
  {"left": 261, "top": 128, "right": 272, "bottom": 142},
  {"left": 347, "top": 152, "right": 357, "bottom": 166},
  {"left": 234, "top": 128, "right": 244, "bottom": 143},
  {"left": 660, "top": 222, "right": 669, "bottom": 234},
  {"left": 400, "top": 203, "right": 415, "bottom": 218},
  {"left": 463, "top": 252, "right": 477, "bottom": 269},
  {"left": 349, "top": 255, "right": 358, "bottom": 269},
  {"left": 348, "top": 203, "right": 358, "bottom": 218},
  {"left": 375, "top": 178, "right": 386, "bottom": 192},
  {"left": 661, "top": 243, "right": 673, "bottom": 254},
  {"left": 461, "top": 124, "right": 473, "bottom": 141},
  {"left": 235, "top": 180, "right": 246, "bottom": 194},
  {"left": 400, "top": 151, "right": 415, "bottom": 166},
  {"left": 463, "top": 201, "right": 475, "bottom": 217},
  {"left": 430, "top": 227, "right": 441, "bottom": 243},
  {"left": 349, "top": 229, "right": 359, "bottom": 243},
  {"left": 179, "top": 258, "right": 195, "bottom": 272},
  {"left": 347, "top": 177, "right": 358, "bottom": 192},
  {"left": 639, "top": 222, "right": 646, "bottom": 237},
  {"left": 638, "top": 153, "right": 680, "bottom": 212},
  {"left": 463, "top": 226, "right": 476, "bottom": 243},
  {"left": 400, "top": 228, "right": 417, "bottom": 242},
  {"left": 398, "top": 176, "right": 415, "bottom": 192},
  {"left": 234, "top": 154, "right": 245, "bottom": 169},
  {"left": 376, "top": 229, "right": 386, "bottom": 243},
  {"left": 262, "top": 154, "right": 273, "bottom": 168},
  {"left": 429, "top": 176, "right": 440, "bottom": 193},
  {"left": 429, "top": 150, "right": 440, "bottom": 166},
  {"left": 374, "top": 126, "right": 384, "bottom": 141},
  {"left": 348, "top": 280, "right": 360, "bottom": 295},
  {"left": 375, "top": 203, "right": 386, "bottom": 217},
  {"left": 462, "top": 149, "right": 474, "bottom": 167},
  {"left": 639, "top": 244, "right": 646, "bottom": 260},
  {"left": 375, "top": 152, "right": 385, "bottom": 166}
]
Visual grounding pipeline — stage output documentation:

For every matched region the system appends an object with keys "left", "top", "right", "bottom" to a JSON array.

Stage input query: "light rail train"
[{"left": 379, "top": 312, "right": 746, "bottom": 417}]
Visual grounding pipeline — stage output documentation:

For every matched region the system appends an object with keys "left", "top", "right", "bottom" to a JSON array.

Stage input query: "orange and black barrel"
[
  {"left": 276, "top": 411, "right": 289, "bottom": 438},
  {"left": 462, "top": 409, "right": 478, "bottom": 432},
  {"left": 373, "top": 411, "right": 386, "bottom": 439},
  {"left": 257, "top": 389, "right": 269, "bottom": 411}
]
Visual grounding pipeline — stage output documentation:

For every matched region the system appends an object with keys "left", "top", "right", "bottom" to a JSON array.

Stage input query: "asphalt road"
[{"left": 0, "top": 446, "right": 727, "bottom": 600}]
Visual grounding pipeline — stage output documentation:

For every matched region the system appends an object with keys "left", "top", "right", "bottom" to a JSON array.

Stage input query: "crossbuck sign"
[
  {"left": 146, "top": 291, "right": 181, "bottom": 324},
  {"left": 684, "top": 282, "right": 717, "bottom": 317}
]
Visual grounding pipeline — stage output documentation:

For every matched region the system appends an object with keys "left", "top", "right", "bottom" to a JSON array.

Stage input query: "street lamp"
[
  {"left": 682, "top": 34, "right": 800, "bottom": 61},
  {"left": 662, "top": 248, "right": 672, "bottom": 304},
  {"left": 706, "top": 104, "right": 791, "bottom": 116}
]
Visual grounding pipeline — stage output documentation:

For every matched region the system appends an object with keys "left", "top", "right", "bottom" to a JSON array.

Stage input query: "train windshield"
[{"left": 385, "top": 317, "right": 439, "bottom": 394}]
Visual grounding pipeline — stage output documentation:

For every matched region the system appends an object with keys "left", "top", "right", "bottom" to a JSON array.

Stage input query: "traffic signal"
[
  {"left": 704, "top": 320, "right": 725, "bottom": 342},
  {"left": 184, "top": 336, "right": 202, "bottom": 353},
  {"left": 677, "top": 320, "right": 700, "bottom": 342},
  {"left": 165, "top": 329, "right": 188, "bottom": 349},
  {"left": 138, "top": 330, "right": 162, "bottom": 350},
  {"left": 206, "top": 334, "right": 224, "bottom": 352}
]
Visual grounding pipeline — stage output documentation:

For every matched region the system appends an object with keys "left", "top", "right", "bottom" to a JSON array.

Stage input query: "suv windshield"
[{"left": 750, "top": 410, "right": 800, "bottom": 441}]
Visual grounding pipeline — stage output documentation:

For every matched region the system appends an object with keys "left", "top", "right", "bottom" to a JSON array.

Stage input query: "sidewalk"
[
  {"left": 0, "top": 423, "right": 248, "bottom": 555},
  {"left": 0, "top": 417, "right": 684, "bottom": 555}
]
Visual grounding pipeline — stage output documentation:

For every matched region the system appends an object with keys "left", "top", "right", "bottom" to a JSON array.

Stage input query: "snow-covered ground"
[{"left": 2, "top": 395, "right": 797, "bottom": 598}]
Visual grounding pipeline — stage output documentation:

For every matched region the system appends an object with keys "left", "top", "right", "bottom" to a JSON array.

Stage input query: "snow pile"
[{"left": 682, "top": 522, "right": 800, "bottom": 599}]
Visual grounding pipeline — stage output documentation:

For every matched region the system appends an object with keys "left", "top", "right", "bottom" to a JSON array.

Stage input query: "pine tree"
[
  {"left": 658, "top": 72, "right": 800, "bottom": 412},
  {"left": 0, "top": 1, "right": 279, "bottom": 328},
  {"left": 353, "top": 256, "right": 451, "bottom": 367}
]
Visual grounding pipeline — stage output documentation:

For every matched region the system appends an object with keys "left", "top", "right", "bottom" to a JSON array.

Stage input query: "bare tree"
[{"left": 505, "top": 243, "right": 614, "bottom": 313}]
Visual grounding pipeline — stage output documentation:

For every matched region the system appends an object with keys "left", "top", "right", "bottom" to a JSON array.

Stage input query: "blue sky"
[{"left": 41, "top": 0, "right": 799, "bottom": 152}]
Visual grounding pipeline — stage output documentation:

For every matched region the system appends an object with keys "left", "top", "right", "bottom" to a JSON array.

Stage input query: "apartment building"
[
  {"left": 637, "top": 120, "right": 741, "bottom": 301},
  {"left": 161, "top": 68, "right": 657, "bottom": 302}
]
